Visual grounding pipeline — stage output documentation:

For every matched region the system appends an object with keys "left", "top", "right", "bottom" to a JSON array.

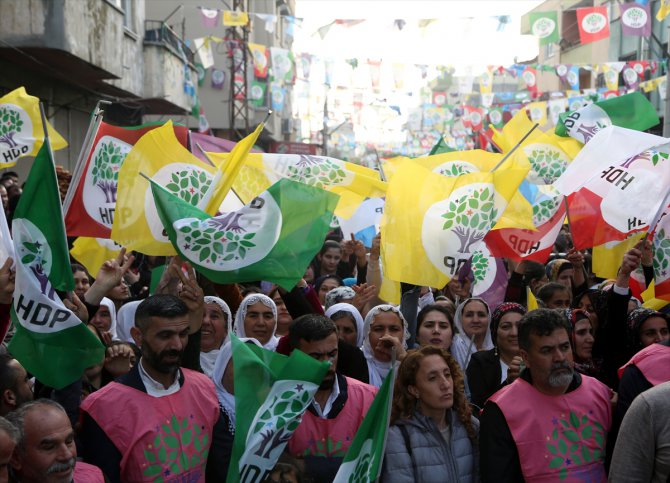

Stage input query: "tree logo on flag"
[
  {"left": 523, "top": 143, "right": 569, "bottom": 184},
  {"left": 0, "top": 104, "right": 34, "bottom": 164},
  {"left": 471, "top": 250, "right": 489, "bottom": 284},
  {"left": 174, "top": 192, "right": 282, "bottom": 269},
  {"left": 620, "top": 149, "right": 669, "bottom": 169},
  {"left": 533, "top": 196, "right": 562, "bottom": 226},
  {"left": 347, "top": 439, "right": 374, "bottom": 483},
  {"left": 83, "top": 136, "right": 132, "bottom": 228},
  {"left": 622, "top": 7, "right": 647, "bottom": 29},
  {"left": 146, "top": 164, "right": 214, "bottom": 243},
  {"left": 91, "top": 140, "right": 127, "bottom": 203},
  {"left": 440, "top": 185, "right": 498, "bottom": 254},
  {"left": 432, "top": 161, "right": 478, "bottom": 178},
  {"left": 239, "top": 380, "right": 318, "bottom": 478},
  {"left": 653, "top": 228, "right": 670, "bottom": 277},
  {"left": 285, "top": 156, "right": 351, "bottom": 189},
  {"left": 532, "top": 17, "right": 556, "bottom": 39},
  {"left": 15, "top": 219, "right": 55, "bottom": 300},
  {"left": 582, "top": 13, "right": 607, "bottom": 34}
]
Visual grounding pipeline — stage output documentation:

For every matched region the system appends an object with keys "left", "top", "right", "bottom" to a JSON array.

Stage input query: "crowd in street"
[{"left": 0, "top": 166, "right": 668, "bottom": 483}]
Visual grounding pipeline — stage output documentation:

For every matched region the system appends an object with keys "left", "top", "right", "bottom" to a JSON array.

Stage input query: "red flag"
[
  {"left": 521, "top": 67, "right": 538, "bottom": 96},
  {"left": 576, "top": 7, "right": 610, "bottom": 44},
  {"left": 466, "top": 106, "right": 484, "bottom": 132},
  {"left": 628, "top": 60, "right": 650, "bottom": 79},
  {"left": 485, "top": 196, "right": 566, "bottom": 263},
  {"left": 64, "top": 122, "right": 188, "bottom": 238}
]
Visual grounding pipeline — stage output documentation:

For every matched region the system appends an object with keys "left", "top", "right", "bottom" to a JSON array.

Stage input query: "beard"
[
  {"left": 548, "top": 361, "right": 574, "bottom": 387},
  {"left": 142, "top": 343, "right": 183, "bottom": 374},
  {"left": 319, "top": 371, "right": 336, "bottom": 391}
]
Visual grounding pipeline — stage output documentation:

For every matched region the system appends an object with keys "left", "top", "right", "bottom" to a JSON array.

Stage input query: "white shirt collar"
[
  {"left": 138, "top": 358, "right": 181, "bottom": 398},
  {"left": 312, "top": 376, "right": 340, "bottom": 419}
]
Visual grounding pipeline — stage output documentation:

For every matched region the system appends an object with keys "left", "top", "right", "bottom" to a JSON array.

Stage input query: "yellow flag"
[
  {"left": 658, "top": 0, "right": 670, "bottom": 21},
  {"left": 0, "top": 87, "right": 67, "bottom": 167},
  {"left": 412, "top": 149, "right": 534, "bottom": 231},
  {"left": 642, "top": 281, "right": 669, "bottom": 310},
  {"left": 592, "top": 233, "right": 645, "bottom": 280},
  {"left": 211, "top": 122, "right": 264, "bottom": 213},
  {"left": 527, "top": 101, "right": 548, "bottom": 127},
  {"left": 379, "top": 276, "right": 401, "bottom": 305},
  {"left": 223, "top": 10, "right": 249, "bottom": 26},
  {"left": 494, "top": 108, "right": 576, "bottom": 186},
  {"left": 70, "top": 237, "right": 122, "bottom": 276},
  {"left": 381, "top": 161, "right": 527, "bottom": 287},
  {"left": 380, "top": 156, "right": 410, "bottom": 181},
  {"left": 527, "top": 286, "right": 538, "bottom": 310},
  {"left": 111, "top": 122, "right": 228, "bottom": 255},
  {"left": 207, "top": 152, "right": 387, "bottom": 219}
]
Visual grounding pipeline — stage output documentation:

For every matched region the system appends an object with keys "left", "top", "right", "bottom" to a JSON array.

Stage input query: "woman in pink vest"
[{"left": 382, "top": 346, "right": 479, "bottom": 482}]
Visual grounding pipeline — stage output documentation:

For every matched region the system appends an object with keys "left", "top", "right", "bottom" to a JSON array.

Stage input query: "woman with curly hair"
[{"left": 381, "top": 346, "right": 479, "bottom": 482}]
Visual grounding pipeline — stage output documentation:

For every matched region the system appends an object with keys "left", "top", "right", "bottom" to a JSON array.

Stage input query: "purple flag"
[
  {"left": 199, "top": 7, "right": 220, "bottom": 28},
  {"left": 622, "top": 65, "right": 639, "bottom": 89},
  {"left": 189, "top": 132, "right": 261, "bottom": 164},
  {"left": 211, "top": 69, "right": 225, "bottom": 89},
  {"left": 620, "top": 3, "right": 651, "bottom": 37}
]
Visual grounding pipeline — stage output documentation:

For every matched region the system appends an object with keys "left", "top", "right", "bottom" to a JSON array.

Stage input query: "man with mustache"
[
  {"left": 79, "top": 294, "right": 220, "bottom": 482},
  {"left": 6, "top": 399, "right": 103, "bottom": 482},
  {"left": 479, "top": 309, "right": 612, "bottom": 483},
  {"left": 286, "top": 314, "right": 377, "bottom": 482}
]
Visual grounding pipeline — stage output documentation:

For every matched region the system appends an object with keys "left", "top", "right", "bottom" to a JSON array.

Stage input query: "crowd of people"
[{"left": 0, "top": 167, "right": 668, "bottom": 483}]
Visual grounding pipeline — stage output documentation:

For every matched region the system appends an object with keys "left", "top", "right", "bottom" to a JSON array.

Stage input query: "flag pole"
[
  {"left": 562, "top": 195, "right": 574, "bottom": 241},
  {"left": 491, "top": 123, "right": 539, "bottom": 172},
  {"left": 39, "top": 102, "right": 75, "bottom": 298},
  {"left": 372, "top": 147, "right": 387, "bottom": 182},
  {"left": 643, "top": 188, "right": 670, "bottom": 241},
  {"left": 62, "top": 99, "right": 111, "bottom": 214},
  {"left": 194, "top": 142, "right": 244, "bottom": 205}
]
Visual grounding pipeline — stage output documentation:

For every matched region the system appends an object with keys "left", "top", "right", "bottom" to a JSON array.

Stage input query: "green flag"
[
  {"left": 529, "top": 11, "right": 559, "bottom": 45},
  {"left": 151, "top": 177, "right": 339, "bottom": 290},
  {"left": 429, "top": 136, "right": 454, "bottom": 155},
  {"left": 333, "top": 363, "right": 394, "bottom": 482},
  {"left": 9, "top": 140, "right": 104, "bottom": 389},
  {"left": 555, "top": 92, "right": 660, "bottom": 143},
  {"left": 228, "top": 335, "right": 329, "bottom": 483}
]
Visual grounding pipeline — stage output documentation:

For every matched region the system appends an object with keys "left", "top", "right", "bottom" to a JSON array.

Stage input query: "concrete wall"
[
  {"left": 144, "top": 0, "right": 294, "bottom": 139},
  {"left": 143, "top": 44, "right": 194, "bottom": 111}
]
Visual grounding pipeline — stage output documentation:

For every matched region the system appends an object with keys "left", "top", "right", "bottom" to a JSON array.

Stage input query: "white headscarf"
[
  {"left": 200, "top": 296, "right": 233, "bottom": 377},
  {"left": 233, "top": 294, "right": 279, "bottom": 351},
  {"left": 325, "top": 303, "right": 365, "bottom": 348},
  {"left": 362, "top": 304, "right": 410, "bottom": 388},
  {"left": 210, "top": 337, "right": 262, "bottom": 433},
  {"left": 451, "top": 297, "right": 493, "bottom": 371},
  {"left": 115, "top": 300, "right": 142, "bottom": 344},
  {"left": 96, "top": 297, "right": 118, "bottom": 340}
]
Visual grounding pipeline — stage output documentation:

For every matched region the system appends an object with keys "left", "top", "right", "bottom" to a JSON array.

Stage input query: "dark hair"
[
  {"left": 289, "top": 314, "right": 337, "bottom": 349},
  {"left": 518, "top": 309, "right": 571, "bottom": 352},
  {"left": 416, "top": 304, "right": 454, "bottom": 337},
  {"left": 135, "top": 294, "right": 189, "bottom": 332},
  {"left": 0, "top": 172, "right": 18, "bottom": 180},
  {"left": 71, "top": 263, "right": 88, "bottom": 276},
  {"left": 319, "top": 240, "right": 342, "bottom": 256},
  {"left": 329, "top": 310, "right": 355, "bottom": 323},
  {"left": 536, "top": 282, "right": 570, "bottom": 304},
  {"left": 0, "top": 354, "right": 20, "bottom": 395},
  {"left": 522, "top": 261, "right": 547, "bottom": 285},
  {"left": 6, "top": 399, "right": 68, "bottom": 451},
  {"left": 314, "top": 275, "right": 343, "bottom": 293}
]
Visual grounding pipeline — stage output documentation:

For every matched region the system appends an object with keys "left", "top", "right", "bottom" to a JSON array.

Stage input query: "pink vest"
[
  {"left": 490, "top": 375, "right": 611, "bottom": 483},
  {"left": 618, "top": 343, "right": 670, "bottom": 385},
  {"left": 288, "top": 377, "right": 377, "bottom": 459},
  {"left": 81, "top": 368, "right": 219, "bottom": 483},
  {"left": 74, "top": 461, "right": 105, "bottom": 482}
]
